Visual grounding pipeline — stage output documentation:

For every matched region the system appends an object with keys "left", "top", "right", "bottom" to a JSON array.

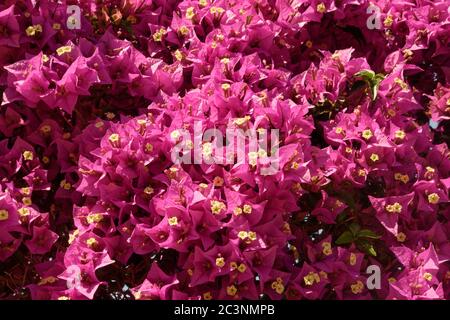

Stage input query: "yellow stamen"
[
  {"left": 428, "top": 193, "right": 440, "bottom": 204},
  {"left": 0, "top": 209, "right": 9, "bottom": 221}
]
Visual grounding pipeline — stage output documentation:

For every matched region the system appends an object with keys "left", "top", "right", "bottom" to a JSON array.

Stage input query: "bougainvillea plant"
[{"left": 0, "top": 0, "right": 449, "bottom": 300}]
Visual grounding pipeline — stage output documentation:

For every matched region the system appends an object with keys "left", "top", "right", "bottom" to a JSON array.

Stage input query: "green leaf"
[
  {"left": 357, "top": 229, "right": 381, "bottom": 239},
  {"left": 335, "top": 231, "right": 354, "bottom": 245},
  {"left": 368, "top": 245, "right": 377, "bottom": 256},
  {"left": 370, "top": 84, "right": 379, "bottom": 101},
  {"left": 355, "top": 70, "right": 384, "bottom": 101},
  {"left": 370, "top": 74, "right": 385, "bottom": 101},
  {"left": 355, "top": 69, "right": 375, "bottom": 80},
  {"left": 357, "top": 240, "right": 377, "bottom": 257},
  {"left": 349, "top": 223, "right": 361, "bottom": 236},
  {"left": 336, "top": 212, "right": 348, "bottom": 223}
]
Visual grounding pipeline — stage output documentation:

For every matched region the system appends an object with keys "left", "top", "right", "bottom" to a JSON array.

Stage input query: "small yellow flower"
[
  {"left": 108, "top": 133, "right": 120, "bottom": 143},
  {"left": 23, "top": 150, "right": 34, "bottom": 161},
  {"left": 226, "top": 285, "right": 237, "bottom": 296},
  {"left": 137, "top": 119, "right": 147, "bottom": 126},
  {"left": 26, "top": 26, "right": 36, "bottom": 36},
  {"left": 216, "top": 256, "right": 225, "bottom": 268},
  {"left": 199, "top": 183, "right": 209, "bottom": 190},
  {"left": 202, "top": 142, "right": 213, "bottom": 157},
  {"left": 213, "top": 176, "right": 224, "bottom": 187},
  {"left": 403, "top": 49, "right": 413, "bottom": 59},
  {"left": 42, "top": 54, "right": 49, "bottom": 63},
  {"left": 396, "top": 232, "right": 406, "bottom": 242},
  {"left": 95, "top": 121, "right": 104, "bottom": 129},
  {"left": 316, "top": 3, "right": 326, "bottom": 13},
  {"left": 345, "top": 147, "right": 353, "bottom": 153},
  {"left": 0, "top": 209, "right": 9, "bottom": 221},
  {"left": 86, "top": 213, "right": 103, "bottom": 224},
  {"left": 237, "top": 231, "right": 248, "bottom": 240},
  {"left": 369, "top": 153, "right": 379, "bottom": 162},
  {"left": 170, "top": 130, "right": 181, "bottom": 140},
  {"left": 152, "top": 28, "right": 167, "bottom": 42},
  {"left": 258, "top": 149, "right": 267, "bottom": 158},
  {"left": 60, "top": 180, "right": 71, "bottom": 190},
  {"left": 68, "top": 229, "right": 79, "bottom": 244},
  {"left": 26, "top": 24, "right": 42, "bottom": 36},
  {"left": 40, "top": 125, "right": 52, "bottom": 134},
  {"left": 178, "top": 25, "right": 189, "bottom": 36},
  {"left": 221, "top": 83, "right": 231, "bottom": 91},
  {"left": 243, "top": 204, "right": 252, "bottom": 214},
  {"left": 387, "top": 109, "right": 396, "bottom": 117},
  {"left": 144, "top": 186, "right": 154, "bottom": 195},
  {"left": 384, "top": 15, "right": 394, "bottom": 27},
  {"left": 168, "top": 216, "right": 179, "bottom": 226},
  {"left": 385, "top": 202, "right": 402, "bottom": 213},
  {"left": 248, "top": 151, "right": 258, "bottom": 166},
  {"left": 271, "top": 278, "right": 285, "bottom": 294},
  {"left": 322, "top": 242, "right": 332, "bottom": 256},
  {"left": 18, "top": 208, "right": 30, "bottom": 217},
  {"left": 203, "top": 292, "right": 212, "bottom": 300},
  {"left": 53, "top": 23, "right": 61, "bottom": 30},
  {"left": 186, "top": 7, "right": 196, "bottom": 20},
  {"left": 58, "top": 296, "right": 70, "bottom": 300},
  {"left": 400, "top": 175, "right": 409, "bottom": 184},
  {"left": 305, "top": 40, "right": 313, "bottom": 48},
  {"left": 174, "top": 50, "right": 184, "bottom": 61},
  {"left": 22, "top": 197, "right": 32, "bottom": 206},
  {"left": 86, "top": 237, "right": 98, "bottom": 248},
  {"left": 56, "top": 45, "right": 72, "bottom": 56},
  {"left": 358, "top": 169, "right": 367, "bottom": 177},
  {"left": 38, "top": 276, "right": 58, "bottom": 285},
  {"left": 211, "top": 200, "right": 226, "bottom": 214},
  {"left": 247, "top": 231, "right": 257, "bottom": 241},
  {"left": 234, "top": 207, "right": 243, "bottom": 216},
  {"left": 233, "top": 116, "right": 250, "bottom": 126},
  {"left": 428, "top": 193, "right": 440, "bottom": 204},
  {"left": 362, "top": 129, "right": 373, "bottom": 140},
  {"left": 394, "top": 130, "right": 406, "bottom": 140},
  {"left": 303, "top": 272, "right": 320, "bottom": 286},
  {"left": 394, "top": 78, "right": 408, "bottom": 90},
  {"left": 185, "top": 140, "right": 194, "bottom": 149},
  {"left": 144, "top": 143, "right": 153, "bottom": 153},
  {"left": 349, "top": 253, "right": 357, "bottom": 266},
  {"left": 210, "top": 7, "right": 225, "bottom": 14},
  {"left": 423, "top": 272, "right": 433, "bottom": 281},
  {"left": 335, "top": 127, "right": 344, "bottom": 134},
  {"left": 199, "top": 0, "right": 208, "bottom": 7},
  {"left": 291, "top": 161, "right": 300, "bottom": 170},
  {"left": 350, "top": 280, "right": 364, "bottom": 294},
  {"left": 388, "top": 277, "right": 396, "bottom": 284},
  {"left": 237, "top": 264, "right": 246, "bottom": 273}
]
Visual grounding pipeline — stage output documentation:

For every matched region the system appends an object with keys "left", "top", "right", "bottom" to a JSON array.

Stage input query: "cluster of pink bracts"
[{"left": 0, "top": 0, "right": 449, "bottom": 300}]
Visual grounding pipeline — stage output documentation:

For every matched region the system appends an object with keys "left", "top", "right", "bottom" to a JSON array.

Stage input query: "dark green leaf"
[
  {"left": 335, "top": 231, "right": 354, "bottom": 245},
  {"left": 349, "top": 223, "right": 361, "bottom": 236},
  {"left": 357, "top": 239, "right": 377, "bottom": 256},
  {"left": 355, "top": 69, "right": 375, "bottom": 80},
  {"left": 357, "top": 229, "right": 381, "bottom": 239}
]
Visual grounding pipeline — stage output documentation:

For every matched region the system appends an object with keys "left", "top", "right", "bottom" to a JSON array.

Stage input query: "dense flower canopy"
[{"left": 0, "top": 0, "right": 449, "bottom": 300}]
